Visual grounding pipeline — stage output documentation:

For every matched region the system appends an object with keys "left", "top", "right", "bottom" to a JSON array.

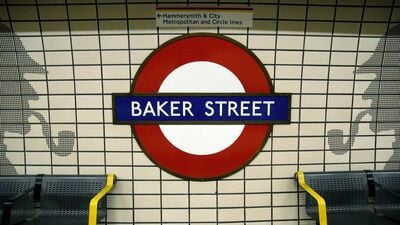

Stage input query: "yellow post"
[
  {"left": 296, "top": 171, "right": 328, "bottom": 225},
  {"left": 88, "top": 174, "right": 116, "bottom": 225}
]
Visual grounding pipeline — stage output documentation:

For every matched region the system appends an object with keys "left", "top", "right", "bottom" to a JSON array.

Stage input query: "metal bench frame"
[{"left": 372, "top": 171, "right": 400, "bottom": 223}]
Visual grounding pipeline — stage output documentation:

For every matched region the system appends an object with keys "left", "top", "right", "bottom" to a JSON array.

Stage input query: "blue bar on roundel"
[{"left": 113, "top": 94, "right": 290, "bottom": 124}]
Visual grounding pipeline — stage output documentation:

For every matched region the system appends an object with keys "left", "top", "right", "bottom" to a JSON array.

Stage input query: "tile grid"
[{"left": 0, "top": 0, "right": 399, "bottom": 224}]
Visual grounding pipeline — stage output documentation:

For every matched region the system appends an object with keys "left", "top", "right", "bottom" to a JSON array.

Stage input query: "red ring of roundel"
[{"left": 131, "top": 34, "right": 272, "bottom": 180}]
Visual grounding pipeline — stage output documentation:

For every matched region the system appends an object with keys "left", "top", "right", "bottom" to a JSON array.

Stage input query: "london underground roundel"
[{"left": 113, "top": 34, "right": 290, "bottom": 180}]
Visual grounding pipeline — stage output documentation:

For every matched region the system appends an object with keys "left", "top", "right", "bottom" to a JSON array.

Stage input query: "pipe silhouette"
[
  {"left": 30, "top": 111, "right": 74, "bottom": 156},
  {"left": 327, "top": 110, "right": 369, "bottom": 155}
]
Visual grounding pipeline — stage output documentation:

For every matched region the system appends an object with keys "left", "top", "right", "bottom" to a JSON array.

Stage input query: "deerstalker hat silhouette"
[
  {"left": 0, "top": 23, "right": 46, "bottom": 79},
  {"left": 356, "top": 23, "right": 400, "bottom": 74}
]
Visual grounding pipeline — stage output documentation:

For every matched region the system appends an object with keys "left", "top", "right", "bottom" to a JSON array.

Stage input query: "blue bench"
[
  {"left": 0, "top": 174, "right": 115, "bottom": 225},
  {"left": 296, "top": 170, "right": 400, "bottom": 225}
]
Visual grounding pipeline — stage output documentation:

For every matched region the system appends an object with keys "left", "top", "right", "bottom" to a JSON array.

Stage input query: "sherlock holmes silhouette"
[
  {"left": 328, "top": 23, "right": 400, "bottom": 170},
  {"left": 0, "top": 23, "right": 74, "bottom": 175}
]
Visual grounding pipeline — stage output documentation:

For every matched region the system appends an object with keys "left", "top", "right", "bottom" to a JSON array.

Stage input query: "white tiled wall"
[{"left": 1, "top": 0, "right": 399, "bottom": 224}]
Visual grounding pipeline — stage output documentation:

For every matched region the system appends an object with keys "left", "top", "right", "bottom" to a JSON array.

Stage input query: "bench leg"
[{"left": 1, "top": 201, "right": 14, "bottom": 225}]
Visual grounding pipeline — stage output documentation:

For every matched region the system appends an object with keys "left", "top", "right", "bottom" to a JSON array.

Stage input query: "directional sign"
[
  {"left": 113, "top": 34, "right": 290, "bottom": 180},
  {"left": 156, "top": 7, "right": 253, "bottom": 28}
]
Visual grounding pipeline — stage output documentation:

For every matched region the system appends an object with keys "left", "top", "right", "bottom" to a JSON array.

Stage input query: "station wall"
[{"left": 1, "top": 0, "right": 399, "bottom": 224}]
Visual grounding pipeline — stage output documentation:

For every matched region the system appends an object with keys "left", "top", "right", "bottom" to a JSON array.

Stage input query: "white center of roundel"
[{"left": 158, "top": 61, "right": 245, "bottom": 155}]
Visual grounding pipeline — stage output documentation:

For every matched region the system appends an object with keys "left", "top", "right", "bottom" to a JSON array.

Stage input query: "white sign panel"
[{"left": 156, "top": 7, "right": 253, "bottom": 28}]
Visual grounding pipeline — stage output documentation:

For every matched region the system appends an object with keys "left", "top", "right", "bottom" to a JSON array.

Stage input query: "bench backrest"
[
  {"left": 304, "top": 171, "right": 369, "bottom": 218},
  {"left": 41, "top": 175, "right": 107, "bottom": 218}
]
